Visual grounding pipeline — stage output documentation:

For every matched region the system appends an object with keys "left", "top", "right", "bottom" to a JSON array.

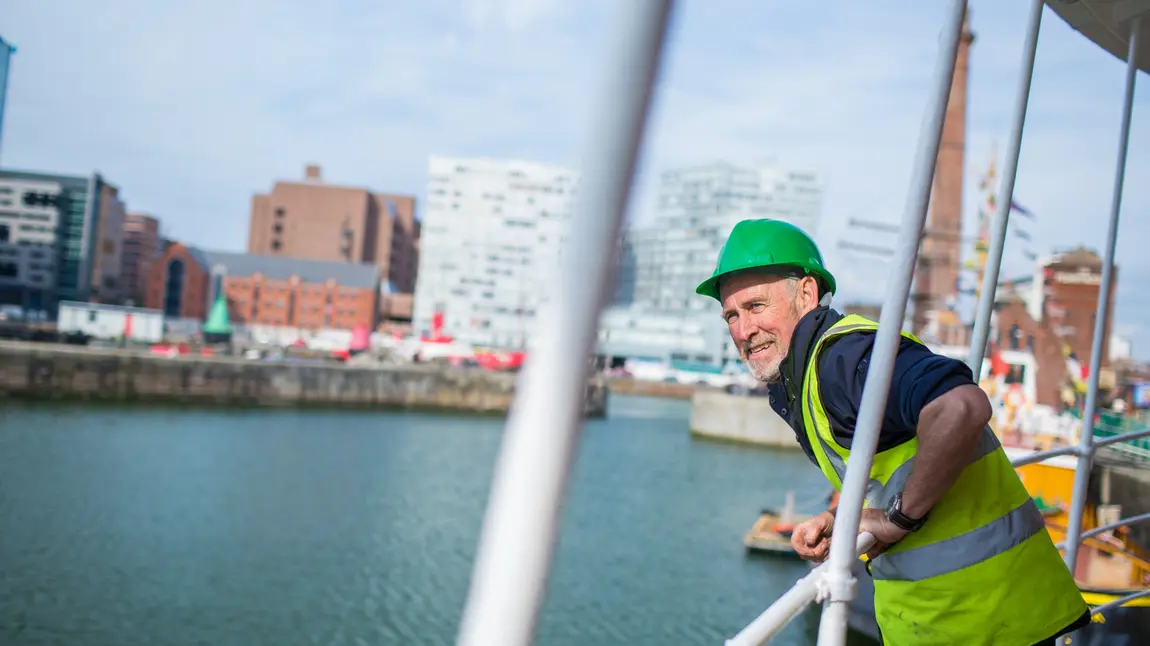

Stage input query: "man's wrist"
[
  {"left": 886, "top": 492, "right": 928, "bottom": 532},
  {"left": 899, "top": 492, "right": 931, "bottom": 520}
]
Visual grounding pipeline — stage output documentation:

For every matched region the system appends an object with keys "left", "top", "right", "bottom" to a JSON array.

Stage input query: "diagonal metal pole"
[
  {"left": 966, "top": 0, "right": 1044, "bottom": 374},
  {"left": 454, "top": 2, "right": 675, "bottom": 645},
  {"left": 816, "top": 1, "right": 968, "bottom": 645},
  {"left": 1060, "top": 17, "right": 1142, "bottom": 646}
]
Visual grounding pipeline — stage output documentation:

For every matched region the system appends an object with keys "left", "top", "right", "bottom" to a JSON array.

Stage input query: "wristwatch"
[{"left": 885, "top": 492, "right": 927, "bottom": 532}]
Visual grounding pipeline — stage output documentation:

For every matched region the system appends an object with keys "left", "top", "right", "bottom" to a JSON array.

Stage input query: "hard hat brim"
[{"left": 695, "top": 264, "right": 836, "bottom": 302}]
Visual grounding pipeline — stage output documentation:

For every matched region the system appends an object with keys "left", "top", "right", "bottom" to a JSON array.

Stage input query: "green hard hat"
[{"left": 695, "top": 218, "right": 836, "bottom": 301}]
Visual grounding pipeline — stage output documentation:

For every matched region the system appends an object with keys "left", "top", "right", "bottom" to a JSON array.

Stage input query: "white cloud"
[{"left": 1, "top": 0, "right": 1149, "bottom": 356}]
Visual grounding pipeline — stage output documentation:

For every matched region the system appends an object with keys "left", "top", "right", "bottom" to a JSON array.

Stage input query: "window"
[
  {"left": 88, "top": 310, "right": 97, "bottom": 323},
  {"left": 21, "top": 192, "right": 59, "bottom": 208},
  {"left": 275, "top": 208, "right": 285, "bottom": 218},
  {"left": 271, "top": 239, "right": 281, "bottom": 251},
  {"left": 163, "top": 258, "right": 185, "bottom": 316},
  {"left": 1008, "top": 324, "right": 1022, "bottom": 350},
  {"left": 0, "top": 261, "right": 17, "bottom": 278}
]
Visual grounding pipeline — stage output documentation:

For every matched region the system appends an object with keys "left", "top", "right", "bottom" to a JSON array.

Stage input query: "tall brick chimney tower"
[{"left": 913, "top": 10, "right": 975, "bottom": 344}]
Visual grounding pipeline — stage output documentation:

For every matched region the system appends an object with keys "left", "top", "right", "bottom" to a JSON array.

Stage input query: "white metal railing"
[
  {"left": 454, "top": 2, "right": 674, "bottom": 645},
  {"left": 726, "top": 533, "right": 875, "bottom": 646},
  {"left": 453, "top": 0, "right": 1148, "bottom": 645},
  {"left": 814, "top": 2, "right": 970, "bottom": 644}
]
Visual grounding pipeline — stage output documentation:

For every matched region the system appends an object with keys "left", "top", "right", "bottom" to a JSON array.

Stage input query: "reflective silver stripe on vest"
[
  {"left": 803, "top": 369, "right": 848, "bottom": 480},
  {"left": 799, "top": 322, "right": 872, "bottom": 489},
  {"left": 868, "top": 497, "right": 1046, "bottom": 582}
]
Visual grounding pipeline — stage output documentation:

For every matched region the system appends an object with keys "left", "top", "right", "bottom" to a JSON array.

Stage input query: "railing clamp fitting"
[{"left": 815, "top": 568, "right": 857, "bottom": 603}]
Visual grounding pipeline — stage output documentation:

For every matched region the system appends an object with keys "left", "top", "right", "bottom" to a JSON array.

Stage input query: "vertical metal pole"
[
  {"left": 1061, "top": 10, "right": 1140, "bottom": 601},
  {"left": 454, "top": 3, "right": 674, "bottom": 646},
  {"left": 966, "top": 0, "right": 1044, "bottom": 374},
  {"left": 0, "top": 37, "right": 15, "bottom": 166},
  {"left": 816, "top": 1, "right": 968, "bottom": 644}
]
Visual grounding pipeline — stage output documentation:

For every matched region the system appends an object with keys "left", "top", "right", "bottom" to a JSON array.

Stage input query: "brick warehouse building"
[
  {"left": 145, "top": 244, "right": 381, "bottom": 331},
  {"left": 247, "top": 165, "right": 419, "bottom": 296},
  {"left": 994, "top": 247, "right": 1118, "bottom": 407}
]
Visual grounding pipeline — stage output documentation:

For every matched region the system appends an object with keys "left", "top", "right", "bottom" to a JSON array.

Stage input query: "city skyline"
[{"left": 1, "top": 1, "right": 1149, "bottom": 355}]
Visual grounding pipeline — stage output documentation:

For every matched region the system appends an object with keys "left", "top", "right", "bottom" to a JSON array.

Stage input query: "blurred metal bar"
[
  {"left": 966, "top": 0, "right": 1044, "bottom": 374},
  {"left": 1008, "top": 443, "right": 1079, "bottom": 468},
  {"left": 1087, "top": 588, "right": 1150, "bottom": 619},
  {"left": 847, "top": 218, "right": 977, "bottom": 243},
  {"left": 816, "top": 2, "right": 969, "bottom": 645},
  {"left": 1061, "top": 14, "right": 1141, "bottom": 600},
  {"left": 1093, "top": 425, "right": 1150, "bottom": 448},
  {"left": 1055, "top": 511, "right": 1150, "bottom": 549},
  {"left": 454, "top": 2, "right": 675, "bottom": 645}
]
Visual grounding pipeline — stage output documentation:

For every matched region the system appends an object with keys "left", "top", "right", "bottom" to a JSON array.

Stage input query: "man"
[{"left": 696, "top": 219, "right": 1090, "bottom": 645}]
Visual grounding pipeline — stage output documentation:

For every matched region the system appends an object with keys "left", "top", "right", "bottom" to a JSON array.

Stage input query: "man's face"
[{"left": 719, "top": 272, "right": 814, "bottom": 382}]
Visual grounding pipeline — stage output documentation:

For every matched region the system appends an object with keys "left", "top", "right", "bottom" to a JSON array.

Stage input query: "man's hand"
[
  {"left": 858, "top": 507, "right": 909, "bottom": 559},
  {"left": 791, "top": 511, "right": 834, "bottom": 561}
]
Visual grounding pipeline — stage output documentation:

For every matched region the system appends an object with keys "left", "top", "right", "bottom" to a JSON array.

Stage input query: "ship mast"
[{"left": 971, "top": 141, "right": 997, "bottom": 308}]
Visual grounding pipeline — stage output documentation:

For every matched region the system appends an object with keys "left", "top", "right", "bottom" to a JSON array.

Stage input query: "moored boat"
[{"left": 743, "top": 491, "right": 812, "bottom": 557}]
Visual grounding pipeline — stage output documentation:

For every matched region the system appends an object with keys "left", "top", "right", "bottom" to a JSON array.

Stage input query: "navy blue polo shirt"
[{"left": 768, "top": 308, "right": 977, "bottom": 460}]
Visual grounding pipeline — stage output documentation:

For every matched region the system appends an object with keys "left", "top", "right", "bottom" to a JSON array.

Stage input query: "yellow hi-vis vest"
[{"left": 802, "top": 315, "right": 1087, "bottom": 646}]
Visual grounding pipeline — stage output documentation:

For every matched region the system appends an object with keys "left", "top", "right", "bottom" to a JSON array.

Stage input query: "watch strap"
[{"left": 886, "top": 493, "right": 926, "bottom": 532}]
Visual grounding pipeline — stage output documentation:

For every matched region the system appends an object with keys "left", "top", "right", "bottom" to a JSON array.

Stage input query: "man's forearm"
[{"left": 900, "top": 385, "right": 991, "bottom": 519}]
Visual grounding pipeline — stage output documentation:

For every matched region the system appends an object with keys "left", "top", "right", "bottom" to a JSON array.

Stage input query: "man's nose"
[{"left": 732, "top": 318, "right": 754, "bottom": 344}]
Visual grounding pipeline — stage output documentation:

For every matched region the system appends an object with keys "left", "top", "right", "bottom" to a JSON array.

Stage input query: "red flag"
[{"left": 989, "top": 342, "right": 1009, "bottom": 377}]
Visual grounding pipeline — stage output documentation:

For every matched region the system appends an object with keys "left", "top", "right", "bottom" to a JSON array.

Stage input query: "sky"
[{"left": 2, "top": 0, "right": 1149, "bottom": 357}]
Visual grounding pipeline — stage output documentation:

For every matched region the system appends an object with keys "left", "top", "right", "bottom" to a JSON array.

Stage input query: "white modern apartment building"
[
  {"left": 412, "top": 156, "right": 579, "bottom": 348},
  {"left": 634, "top": 161, "right": 824, "bottom": 313},
  {"left": 599, "top": 161, "right": 825, "bottom": 367}
]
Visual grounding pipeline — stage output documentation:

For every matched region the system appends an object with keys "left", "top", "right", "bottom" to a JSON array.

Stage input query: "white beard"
[{"left": 747, "top": 352, "right": 785, "bottom": 383}]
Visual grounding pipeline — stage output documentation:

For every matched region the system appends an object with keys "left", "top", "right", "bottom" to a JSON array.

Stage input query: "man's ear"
[{"left": 801, "top": 275, "right": 820, "bottom": 311}]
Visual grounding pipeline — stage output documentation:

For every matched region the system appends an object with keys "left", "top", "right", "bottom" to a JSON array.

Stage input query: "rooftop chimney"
[{"left": 305, "top": 164, "right": 322, "bottom": 181}]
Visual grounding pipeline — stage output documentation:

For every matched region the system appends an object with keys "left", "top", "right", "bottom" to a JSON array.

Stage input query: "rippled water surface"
[{"left": 0, "top": 394, "right": 853, "bottom": 645}]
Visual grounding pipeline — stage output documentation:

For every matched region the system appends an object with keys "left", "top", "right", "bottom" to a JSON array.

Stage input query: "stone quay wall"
[
  {"left": 606, "top": 377, "right": 700, "bottom": 399},
  {"left": 689, "top": 389, "right": 799, "bottom": 448},
  {"left": 0, "top": 342, "right": 608, "bottom": 417}
]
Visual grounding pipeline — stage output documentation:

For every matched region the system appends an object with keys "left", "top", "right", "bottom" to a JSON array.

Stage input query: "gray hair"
[{"left": 785, "top": 275, "right": 834, "bottom": 307}]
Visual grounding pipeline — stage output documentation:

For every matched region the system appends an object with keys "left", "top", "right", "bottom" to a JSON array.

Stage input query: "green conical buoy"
[{"left": 203, "top": 293, "right": 232, "bottom": 342}]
